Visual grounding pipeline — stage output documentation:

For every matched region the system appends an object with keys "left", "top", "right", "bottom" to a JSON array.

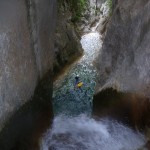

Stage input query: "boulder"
[{"left": 95, "top": 0, "right": 150, "bottom": 97}]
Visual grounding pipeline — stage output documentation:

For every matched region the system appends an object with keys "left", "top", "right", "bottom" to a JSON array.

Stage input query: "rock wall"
[
  {"left": 93, "top": 0, "right": 150, "bottom": 139},
  {"left": 96, "top": 0, "right": 150, "bottom": 97},
  {"left": 93, "top": 88, "right": 150, "bottom": 129},
  {"left": 77, "top": 0, "right": 107, "bottom": 33},
  {"left": 53, "top": 0, "right": 83, "bottom": 75},
  {"left": 0, "top": 0, "right": 56, "bottom": 133}
]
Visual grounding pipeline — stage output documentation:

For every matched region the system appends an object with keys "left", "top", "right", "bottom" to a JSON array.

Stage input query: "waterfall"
[{"left": 40, "top": 115, "right": 146, "bottom": 150}]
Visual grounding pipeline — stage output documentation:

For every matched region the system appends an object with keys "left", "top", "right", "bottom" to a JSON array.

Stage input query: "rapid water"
[
  {"left": 53, "top": 32, "right": 102, "bottom": 116},
  {"left": 40, "top": 31, "right": 147, "bottom": 150},
  {"left": 40, "top": 115, "right": 146, "bottom": 150}
]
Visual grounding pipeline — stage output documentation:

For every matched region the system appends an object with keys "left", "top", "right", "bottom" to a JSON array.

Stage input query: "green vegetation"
[
  {"left": 107, "top": 0, "right": 113, "bottom": 16},
  {"left": 69, "top": 0, "right": 88, "bottom": 22},
  {"left": 58, "top": 0, "right": 87, "bottom": 22}
]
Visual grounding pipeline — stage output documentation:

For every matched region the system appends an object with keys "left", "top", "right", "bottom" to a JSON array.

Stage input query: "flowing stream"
[
  {"left": 40, "top": 31, "right": 146, "bottom": 150},
  {"left": 52, "top": 32, "right": 102, "bottom": 116}
]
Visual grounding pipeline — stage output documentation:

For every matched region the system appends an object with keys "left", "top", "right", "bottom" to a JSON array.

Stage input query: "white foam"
[
  {"left": 80, "top": 32, "right": 102, "bottom": 63},
  {"left": 40, "top": 115, "right": 146, "bottom": 150}
]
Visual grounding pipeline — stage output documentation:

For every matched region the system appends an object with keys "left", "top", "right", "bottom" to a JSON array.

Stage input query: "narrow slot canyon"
[{"left": 0, "top": 0, "right": 150, "bottom": 150}]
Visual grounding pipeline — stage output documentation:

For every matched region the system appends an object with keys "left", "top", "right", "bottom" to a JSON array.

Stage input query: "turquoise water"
[{"left": 53, "top": 32, "right": 102, "bottom": 116}]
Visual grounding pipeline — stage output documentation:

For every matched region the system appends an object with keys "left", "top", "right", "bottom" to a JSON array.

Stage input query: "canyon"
[{"left": 0, "top": 0, "right": 150, "bottom": 150}]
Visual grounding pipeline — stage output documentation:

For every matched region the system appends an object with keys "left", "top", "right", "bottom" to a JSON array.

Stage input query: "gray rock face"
[
  {"left": 0, "top": 0, "right": 56, "bottom": 132},
  {"left": 77, "top": 0, "right": 107, "bottom": 33},
  {"left": 53, "top": 1, "right": 83, "bottom": 75},
  {"left": 96, "top": 0, "right": 150, "bottom": 97}
]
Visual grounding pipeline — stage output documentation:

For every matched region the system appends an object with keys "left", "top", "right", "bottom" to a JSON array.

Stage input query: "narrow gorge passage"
[
  {"left": 53, "top": 31, "right": 102, "bottom": 116},
  {"left": 40, "top": 30, "right": 146, "bottom": 150}
]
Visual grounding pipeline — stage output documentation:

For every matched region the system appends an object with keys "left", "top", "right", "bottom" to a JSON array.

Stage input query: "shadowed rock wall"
[
  {"left": 0, "top": 0, "right": 56, "bottom": 133},
  {"left": 93, "top": 88, "right": 150, "bottom": 129},
  {"left": 53, "top": 0, "right": 83, "bottom": 75},
  {"left": 0, "top": 73, "right": 54, "bottom": 150}
]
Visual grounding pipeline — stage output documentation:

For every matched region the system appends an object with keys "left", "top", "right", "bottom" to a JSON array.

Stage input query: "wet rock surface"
[
  {"left": 93, "top": 88, "right": 150, "bottom": 129},
  {"left": 93, "top": 88, "right": 150, "bottom": 150}
]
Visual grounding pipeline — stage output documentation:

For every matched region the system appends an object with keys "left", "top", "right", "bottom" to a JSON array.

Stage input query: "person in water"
[
  {"left": 75, "top": 75, "right": 79, "bottom": 85},
  {"left": 74, "top": 75, "right": 83, "bottom": 91}
]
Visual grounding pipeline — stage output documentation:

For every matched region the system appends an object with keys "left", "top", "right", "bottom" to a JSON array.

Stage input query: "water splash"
[
  {"left": 80, "top": 32, "right": 102, "bottom": 62},
  {"left": 40, "top": 115, "right": 146, "bottom": 150}
]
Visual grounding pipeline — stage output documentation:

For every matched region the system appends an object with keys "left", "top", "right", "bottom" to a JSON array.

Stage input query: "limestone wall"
[
  {"left": 0, "top": 0, "right": 56, "bottom": 132},
  {"left": 96, "top": 0, "right": 150, "bottom": 97},
  {"left": 53, "top": 0, "right": 83, "bottom": 75}
]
